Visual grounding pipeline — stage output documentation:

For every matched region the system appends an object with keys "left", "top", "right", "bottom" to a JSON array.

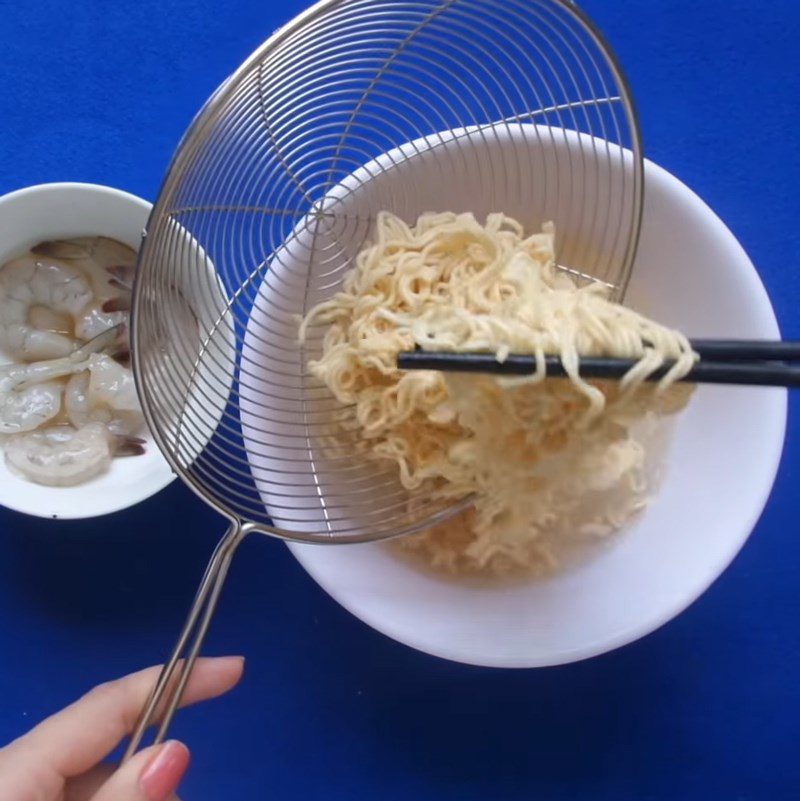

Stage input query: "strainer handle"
[{"left": 121, "top": 522, "right": 248, "bottom": 761}]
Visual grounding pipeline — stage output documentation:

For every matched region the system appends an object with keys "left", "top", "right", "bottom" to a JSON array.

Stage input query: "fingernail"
[
  {"left": 207, "top": 655, "right": 245, "bottom": 667},
  {"left": 213, "top": 655, "right": 246, "bottom": 674},
  {"left": 140, "top": 741, "right": 190, "bottom": 801}
]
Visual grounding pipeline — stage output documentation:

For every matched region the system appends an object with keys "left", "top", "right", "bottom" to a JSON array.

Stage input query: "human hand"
[{"left": 0, "top": 656, "right": 244, "bottom": 801}]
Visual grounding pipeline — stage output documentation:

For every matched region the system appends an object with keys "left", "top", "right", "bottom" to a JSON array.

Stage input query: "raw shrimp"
[
  {"left": 32, "top": 237, "right": 136, "bottom": 301},
  {"left": 64, "top": 372, "right": 90, "bottom": 428},
  {"left": 38, "top": 237, "right": 136, "bottom": 342},
  {"left": 75, "top": 258, "right": 135, "bottom": 341},
  {"left": 74, "top": 306, "right": 127, "bottom": 341},
  {"left": 4, "top": 422, "right": 113, "bottom": 486},
  {"left": 0, "top": 371, "right": 62, "bottom": 434},
  {"left": 65, "top": 354, "right": 144, "bottom": 437},
  {"left": 0, "top": 326, "right": 122, "bottom": 434},
  {"left": 0, "top": 237, "right": 138, "bottom": 361},
  {"left": 0, "top": 255, "right": 92, "bottom": 360},
  {"left": 87, "top": 353, "right": 140, "bottom": 411}
]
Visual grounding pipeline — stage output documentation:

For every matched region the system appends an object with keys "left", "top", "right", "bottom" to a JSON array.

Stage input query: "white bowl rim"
[
  {"left": 285, "top": 158, "right": 787, "bottom": 667},
  {"left": 0, "top": 181, "right": 152, "bottom": 210}
]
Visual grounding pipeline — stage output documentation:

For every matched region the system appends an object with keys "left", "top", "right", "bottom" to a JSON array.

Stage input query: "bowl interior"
[
  {"left": 0, "top": 183, "right": 176, "bottom": 519},
  {"left": 281, "top": 156, "right": 785, "bottom": 667}
]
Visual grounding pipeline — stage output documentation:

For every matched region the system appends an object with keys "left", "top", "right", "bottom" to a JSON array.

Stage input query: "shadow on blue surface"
[{"left": 0, "top": 482, "right": 218, "bottom": 631}]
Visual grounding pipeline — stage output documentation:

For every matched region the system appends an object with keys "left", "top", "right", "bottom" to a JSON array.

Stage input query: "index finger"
[{"left": 12, "top": 655, "right": 244, "bottom": 778}]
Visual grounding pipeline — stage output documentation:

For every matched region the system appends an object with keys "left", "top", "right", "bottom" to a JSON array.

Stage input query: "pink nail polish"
[{"left": 140, "top": 740, "right": 191, "bottom": 801}]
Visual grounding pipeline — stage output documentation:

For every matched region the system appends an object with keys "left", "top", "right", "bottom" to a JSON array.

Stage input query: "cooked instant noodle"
[{"left": 300, "top": 211, "right": 695, "bottom": 575}]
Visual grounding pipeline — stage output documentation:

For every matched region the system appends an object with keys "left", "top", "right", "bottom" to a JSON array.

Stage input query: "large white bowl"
[
  {"left": 284, "top": 159, "right": 786, "bottom": 667},
  {"left": 0, "top": 182, "right": 175, "bottom": 519}
]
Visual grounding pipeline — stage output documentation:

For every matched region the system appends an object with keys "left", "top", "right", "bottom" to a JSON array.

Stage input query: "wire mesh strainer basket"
[{"left": 127, "top": 0, "right": 643, "bottom": 754}]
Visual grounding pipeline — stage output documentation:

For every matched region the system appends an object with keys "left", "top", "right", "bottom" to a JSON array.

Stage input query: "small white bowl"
[
  {"left": 283, "top": 157, "right": 786, "bottom": 667},
  {"left": 0, "top": 182, "right": 175, "bottom": 519}
]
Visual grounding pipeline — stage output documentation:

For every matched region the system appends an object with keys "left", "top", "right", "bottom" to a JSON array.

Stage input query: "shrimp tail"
[
  {"left": 102, "top": 296, "right": 131, "bottom": 313},
  {"left": 106, "top": 264, "right": 135, "bottom": 291},
  {"left": 114, "top": 435, "right": 146, "bottom": 457}
]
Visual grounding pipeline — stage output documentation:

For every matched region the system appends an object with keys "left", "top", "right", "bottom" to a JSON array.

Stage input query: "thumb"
[{"left": 90, "top": 741, "right": 190, "bottom": 801}]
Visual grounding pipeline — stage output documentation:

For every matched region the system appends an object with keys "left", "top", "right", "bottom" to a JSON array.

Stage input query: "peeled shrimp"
[
  {"left": 32, "top": 237, "right": 136, "bottom": 301},
  {"left": 0, "top": 238, "right": 137, "bottom": 362},
  {"left": 75, "top": 257, "right": 135, "bottom": 340},
  {"left": 0, "top": 326, "right": 122, "bottom": 434},
  {"left": 74, "top": 306, "right": 128, "bottom": 341},
  {"left": 4, "top": 422, "right": 113, "bottom": 486},
  {"left": 1, "top": 358, "right": 83, "bottom": 435},
  {"left": 0, "top": 255, "right": 92, "bottom": 360},
  {"left": 82, "top": 260, "right": 134, "bottom": 343},
  {"left": 38, "top": 238, "right": 136, "bottom": 343},
  {"left": 0, "top": 371, "right": 62, "bottom": 435},
  {"left": 87, "top": 354, "right": 140, "bottom": 411},
  {"left": 65, "top": 355, "right": 144, "bottom": 437}
]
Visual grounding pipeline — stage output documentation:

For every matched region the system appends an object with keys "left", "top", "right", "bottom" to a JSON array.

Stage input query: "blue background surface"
[{"left": 1, "top": 1, "right": 799, "bottom": 799}]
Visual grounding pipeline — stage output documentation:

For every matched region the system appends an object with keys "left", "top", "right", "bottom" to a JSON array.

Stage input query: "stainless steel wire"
[{"left": 125, "top": 0, "right": 643, "bottom": 756}]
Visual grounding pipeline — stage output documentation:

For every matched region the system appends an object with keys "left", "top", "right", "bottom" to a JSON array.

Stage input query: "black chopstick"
[
  {"left": 396, "top": 339, "right": 800, "bottom": 388},
  {"left": 686, "top": 339, "right": 800, "bottom": 361}
]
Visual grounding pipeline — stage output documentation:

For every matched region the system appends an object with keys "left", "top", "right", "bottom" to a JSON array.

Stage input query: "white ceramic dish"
[
  {"left": 275, "top": 152, "right": 785, "bottom": 667},
  {"left": 0, "top": 182, "right": 176, "bottom": 519}
]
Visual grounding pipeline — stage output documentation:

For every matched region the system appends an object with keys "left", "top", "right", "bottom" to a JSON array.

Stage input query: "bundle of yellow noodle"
[{"left": 299, "top": 211, "right": 695, "bottom": 575}]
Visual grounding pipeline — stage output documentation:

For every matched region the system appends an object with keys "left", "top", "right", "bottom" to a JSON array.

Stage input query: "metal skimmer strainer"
[{"left": 126, "top": 0, "right": 643, "bottom": 754}]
